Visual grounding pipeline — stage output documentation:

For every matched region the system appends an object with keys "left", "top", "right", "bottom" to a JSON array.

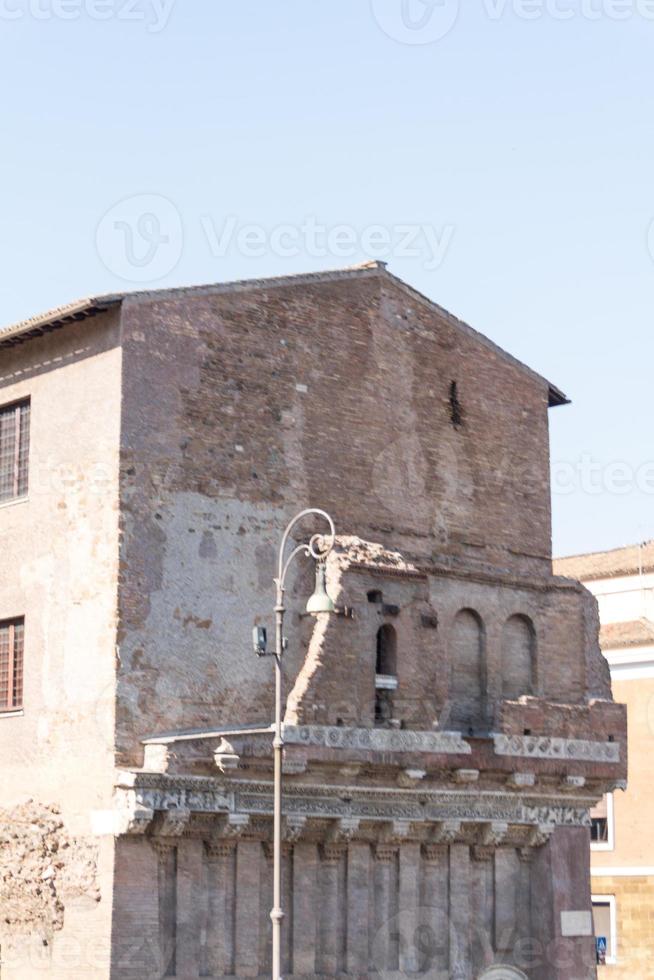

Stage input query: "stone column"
[
  {"left": 175, "top": 838, "right": 204, "bottom": 979},
  {"left": 449, "top": 844, "right": 472, "bottom": 978},
  {"left": 494, "top": 847, "right": 521, "bottom": 955},
  {"left": 234, "top": 841, "right": 261, "bottom": 977},
  {"left": 373, "top": 844, "right": 398, "bottom": 973},
  {"left": 422, "top": 844, "right": 449, "bottom": 976},
  {"left": 318, "top": 843, "right": 346, "bottom": 976},
  {"left": 399, "top": 842, "right": 421, "bottom": 974},
  {"left": 205, "top": 842, "right": 236, "bottom": 977},
  {"left": 530, "top": 827, "right": 596, "bottom": 980},
  {"left": 346, "top": 842, "right": 371, "bottom": 974},
  {"left": 292, "top": 842, "right": 318, "bottom": 975}
]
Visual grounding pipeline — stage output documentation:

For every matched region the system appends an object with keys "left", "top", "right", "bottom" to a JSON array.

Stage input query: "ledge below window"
[{"left": 0, "top": 708, "right": 24, "bottom": 719}]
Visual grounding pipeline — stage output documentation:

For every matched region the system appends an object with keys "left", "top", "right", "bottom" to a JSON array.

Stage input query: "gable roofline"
[{"left": 0, "top": 261, "right": 568, "bottom": 407}]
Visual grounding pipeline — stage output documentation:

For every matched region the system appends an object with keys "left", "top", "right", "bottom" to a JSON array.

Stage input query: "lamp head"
[{"left": 305, "top": 561, "right": 335, "bottom": 614}]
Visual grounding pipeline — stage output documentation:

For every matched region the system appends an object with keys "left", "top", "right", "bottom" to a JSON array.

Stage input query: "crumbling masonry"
[{"left": 0, "top": 263, "right": 626, "bottom": 979}]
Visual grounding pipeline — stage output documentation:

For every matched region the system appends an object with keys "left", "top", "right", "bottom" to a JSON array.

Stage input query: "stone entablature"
[{"left": 114, "top": 769, "right": 596, "bottom": 842}]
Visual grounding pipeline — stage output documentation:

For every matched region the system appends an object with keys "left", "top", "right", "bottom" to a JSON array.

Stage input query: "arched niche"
[
  {"left": 449, "top": 608, "right": 485, "bottom": 732},
  {"left": 501, "top": 614, "right": 536, "bottom": 699}
]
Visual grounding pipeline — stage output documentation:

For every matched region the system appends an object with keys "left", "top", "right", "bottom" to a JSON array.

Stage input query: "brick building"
[
  {"left": 0, "top": 262, "right": 626, "bottom": 979},
  {"left": 555, "top": 542, "right": 654, "bottom": 977}
]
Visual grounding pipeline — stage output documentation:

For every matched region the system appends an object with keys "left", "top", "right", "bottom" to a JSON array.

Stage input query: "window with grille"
[
  {"left": 0, "top": 399, "right": 30, "bottom": 502},
  {"left": 0, "top": 618, "right": 24, "bottom": 711},
  {"left": 590, "top": 793, "right": 614, "bottom": 850}
]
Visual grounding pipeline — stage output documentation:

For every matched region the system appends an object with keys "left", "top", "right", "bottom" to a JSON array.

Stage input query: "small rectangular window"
[
  {"left": 590, "top": 793, "right": 614, "bottom": 851},
  {"left": 0, "top": 399, "right": 30, "bottom": 502},
  {"left": 0, "top": 618, "right": 24, "bottom": 711},
  {"left": 592, "top": 895, "right": 617, "bottom": 964}
]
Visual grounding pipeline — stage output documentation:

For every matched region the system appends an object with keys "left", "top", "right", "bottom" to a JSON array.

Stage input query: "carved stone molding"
[
  {"left": 493, "top": 733, "right": 620, "bottom": 763},
  {"left": 121, "top": 800, "right": 154, "bottom": 835},
  {"left": 561, "top": 775, "right": 586, "bottom": 790},
  {"left": 154, "top": 806, "right": 191, "bottom": 837},
  {"left": 215, "top": 813, "right": 250, "bottom": 839},
  {"left": 397, "top": 768, "right": 427, "bottom": 788},
  {"left": 472, "top": 845, "right": 495, "bottom": 862},
  {"left": 453, "top": 769, "right": 480, "bottom": 784},
  {"left": 480, "top": 821, "right": 508, "bottom": 847},
  {"left": 375, "top": 843, "right": 399, "bottom": 863},
  {"left": 507, "top": 772, "right": 536, "bottom": 789},
  {"left": 205, "top": 840, "right": 236, "bottom": 860},
  {"left": 329, "top": 817, "right": 360, "bottom": 842},
  {"left": 527, "top": 823, "right": 555, "bottom": 849},
  {"left": 321, "top": 842, "right": 347, "bottom": 864},
  {"left": 282, "top": 724, "right": 471, "bottom": 755},
  {"left": 116, "top": 771, "right": 597, "bottom": 838},
  {"left": 283, "top": 815, "right": 307, "bottom": 843},
  {"left": 432, "top": 819, "right": 462, "bottom": 844},
  {"left": 422, "top": 843, "right": 447, "bottom": 863},
  {"left": 380, "top": 819, "right": 413, "bottom": 844},
  {"left": 151, "top": 839, "right": 176, "bottom": 858}
]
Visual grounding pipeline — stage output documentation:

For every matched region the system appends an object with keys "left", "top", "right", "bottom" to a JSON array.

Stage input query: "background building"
[
  {"left": 0, "top": 262, "right": 626, "bottom": 980},
  {"left": 555, "top": 542, "right": 654, "bottom": 977}
]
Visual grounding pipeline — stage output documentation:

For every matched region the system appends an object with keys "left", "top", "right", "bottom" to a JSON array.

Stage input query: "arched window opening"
[
  {"left": 376, "top": 624, "right": 397, "bottom": 676},
  {"left": 501, "top": 615, "right": 535, "bottom": 699},
  {"left": 449, "top": 608, "right": 485, "bottom": 733},
  {"left": 375, "top": 624, "right": 398, "bottom": 727}
]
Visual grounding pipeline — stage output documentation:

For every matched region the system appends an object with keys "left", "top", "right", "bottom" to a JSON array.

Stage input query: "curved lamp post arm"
[{"left": 276, "top": 508, "right": 336, "bottom": 592}]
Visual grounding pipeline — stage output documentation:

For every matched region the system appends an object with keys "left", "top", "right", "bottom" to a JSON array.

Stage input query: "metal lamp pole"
[{"left": 270, "top": 508, "right": 336, "bottom": 980}]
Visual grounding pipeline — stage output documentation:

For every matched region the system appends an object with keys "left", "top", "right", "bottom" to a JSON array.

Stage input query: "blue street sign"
[{"left": 596, "top": 936, "right": 607, "bottom": 965}]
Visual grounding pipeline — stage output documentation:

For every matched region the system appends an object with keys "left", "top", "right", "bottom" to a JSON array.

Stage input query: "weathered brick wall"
[{"left": 113, "top": 269, "right": 600, "bottom": 764}]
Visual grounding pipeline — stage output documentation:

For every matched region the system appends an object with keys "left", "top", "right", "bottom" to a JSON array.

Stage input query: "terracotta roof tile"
[
  {"left": 553, "top": 541, "right": 654, "bottom": 582},
  {"left": 600, "top": 618, "right": 654, "bottom": 650}
]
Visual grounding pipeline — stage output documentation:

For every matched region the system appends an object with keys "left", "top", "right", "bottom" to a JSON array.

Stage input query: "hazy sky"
[{"left": 1, "top": 1, "right": 652, "bottom": 558}]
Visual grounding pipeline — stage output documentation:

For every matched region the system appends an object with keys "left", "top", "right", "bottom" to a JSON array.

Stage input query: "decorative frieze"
[
  {"left": 493, "top": 733, "right": 620, "bottom": 763},
  {"left": 282, "top": 724, "right": 472, "bottom": 755},
  {"left": 114, "top": 771, "right": 595, "bottom": 839}
]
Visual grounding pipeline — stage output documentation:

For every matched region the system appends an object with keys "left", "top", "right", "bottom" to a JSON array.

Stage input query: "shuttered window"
[
  {"left": 0, "top": 399, "right": 30, "bottom": 502},
  {"left": 0, "top": 618, "right": 24, "bottom": 711}
]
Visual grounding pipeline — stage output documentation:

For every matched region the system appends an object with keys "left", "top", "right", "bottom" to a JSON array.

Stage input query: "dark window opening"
[
  {"left": 367, "top": 590, "right": 383, "bottom": 604},
  {"left": 376, "top": 624, "right": 397, "bottom": 676},
  {"left": 374, "top": 689, "right": 394, "bottom": 726},
  {"left": 375, "top": 625, "right": 397, "bottom": 727},
  {"left": 591, "top": 818, "right": 609, "bottom": 844},
  {"left": 0, "top": 399, "right": 30, "bottom": 502},
  {"left": 449, "top": 381, "right": 462, "bottom": 428},
  {"left": 0, "top": 618, "right": 25, "bottom": 712}
]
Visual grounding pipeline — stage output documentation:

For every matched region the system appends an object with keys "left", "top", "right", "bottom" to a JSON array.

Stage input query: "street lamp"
[{"left": 268, "top": 508, "right": 336, "bottom": 980}]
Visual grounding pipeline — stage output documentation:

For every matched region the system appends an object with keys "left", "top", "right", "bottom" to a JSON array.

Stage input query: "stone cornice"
[{"left": 113, "top": 771, "right": 597, "bottom": 841}]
